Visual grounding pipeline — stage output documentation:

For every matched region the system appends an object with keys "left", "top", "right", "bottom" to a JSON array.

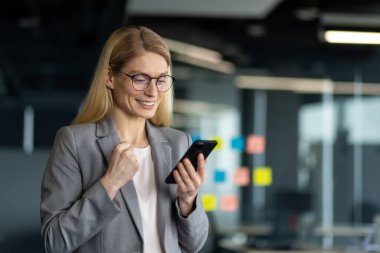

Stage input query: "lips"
[{"left": 137, "top": 99, "right": 155, "bottom": 107}]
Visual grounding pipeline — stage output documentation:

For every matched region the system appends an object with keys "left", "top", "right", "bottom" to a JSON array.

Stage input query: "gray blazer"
[{"left": 40, "top": 118, "right": 209, "bottom": 253}]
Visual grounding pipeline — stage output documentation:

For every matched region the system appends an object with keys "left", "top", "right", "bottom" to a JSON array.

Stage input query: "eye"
[
  {"left": 157, "top": 76, "right": 168, "bottom": 84},
  {"left": 133, "top": 74, "right": 150, "bottom": 84}
]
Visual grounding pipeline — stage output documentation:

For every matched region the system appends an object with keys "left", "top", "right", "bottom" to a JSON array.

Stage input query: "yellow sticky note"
[
  {"left": 253, "top": 166, "right": 272, "bottom": 186},
  {"left": 201, "top": 194, "right": 217, "bottom": 212},
  {"left": 221, "top": 194, "right": 238, "bottom": 212},
  {"left": 211, "top": 137, "right": 223, "bottom": 151}
]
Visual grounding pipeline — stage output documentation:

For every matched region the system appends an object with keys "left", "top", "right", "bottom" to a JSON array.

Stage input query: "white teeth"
[{"left": 139, "top": 101, "right": 155, "bottom": 106}]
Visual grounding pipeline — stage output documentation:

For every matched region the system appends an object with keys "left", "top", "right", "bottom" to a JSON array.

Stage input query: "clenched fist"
[{"left": 101, "top": 141, "right": 139, "bottom": 199}]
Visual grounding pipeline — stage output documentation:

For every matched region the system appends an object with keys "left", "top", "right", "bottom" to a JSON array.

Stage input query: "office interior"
[{"left": 2, "top": 0, "right": 380, "bottom": 252}]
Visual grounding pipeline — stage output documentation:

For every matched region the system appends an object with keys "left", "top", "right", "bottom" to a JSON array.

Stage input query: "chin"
[{"left": 139, "top": 111, "right": 156, "bottom": 119}]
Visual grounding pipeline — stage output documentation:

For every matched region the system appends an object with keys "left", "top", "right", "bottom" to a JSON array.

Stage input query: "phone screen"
[{"left": 165, "top": 140, "right": 217, "bottom": 184}]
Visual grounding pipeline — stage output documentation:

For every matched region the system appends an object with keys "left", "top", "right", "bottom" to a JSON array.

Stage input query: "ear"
[{"left": 106, "top": 67, "right": 114, "bottom": 90}]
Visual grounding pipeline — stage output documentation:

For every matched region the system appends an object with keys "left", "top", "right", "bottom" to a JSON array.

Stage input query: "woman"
[{"left": 40, "top": 26, "right": 209, "bottom": 253}]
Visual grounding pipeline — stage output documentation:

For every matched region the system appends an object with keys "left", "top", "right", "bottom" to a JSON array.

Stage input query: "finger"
[
  {"left": 177, "top": 162, "right": 190, "bottom": 182},
  {"left": 197, "top": 153, "right": 206, "bottom": 183},
  {"left": 174, "top": 170, "right": 194, "bottom": 193},
  {"left": 175, "top": 172, "right": 195, "bottom": 194},
  {"left": 182, "top": 158, "right": 200, "bottom": 186},
  {"left": 177, "top": 161, "right": 193, "bottom": 186},
  {"left": 123, "top": 146, "right": 135, "bottom": 157},
  {"left": 115, "top": 141, "right": 131, "bottom": 153},
  {"left": 173, "top": 170, "right": 186, "bottom": 189}
]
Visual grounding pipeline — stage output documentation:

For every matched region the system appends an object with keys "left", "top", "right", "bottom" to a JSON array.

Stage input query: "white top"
[{"left": 133, "top": 145, "right": 163, "bottom": 253}]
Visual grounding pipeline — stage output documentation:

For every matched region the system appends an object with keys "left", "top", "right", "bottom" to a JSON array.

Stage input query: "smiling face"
[{"left": 109, "top": 52, "right": 169, "bottom": 121}]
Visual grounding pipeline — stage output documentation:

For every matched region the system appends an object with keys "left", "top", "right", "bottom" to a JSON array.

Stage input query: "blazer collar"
[
  {"left": 96, "top": 117, "right": 117, "bottom": 138},
  {"left": 96, "top": 118, "right": 172, "bottom": 250},
  {"left": 95, "top": 117, "right": 167, "bottom": 143},
  {"left": 96, "top": 117, "right": 146, "bottom": 241},
  {"left": 145, "top": 120, "right": 168, "bottom": 144}
]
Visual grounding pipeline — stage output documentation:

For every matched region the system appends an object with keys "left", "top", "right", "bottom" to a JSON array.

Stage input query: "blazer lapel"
[
  {"left": 146, "top": 121, "right": 172, "bottom": 251},
  {"left": 95, "top": 118, "right": 144, "bottom": 242}
]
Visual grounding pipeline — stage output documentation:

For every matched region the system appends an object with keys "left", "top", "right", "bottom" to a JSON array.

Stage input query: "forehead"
[{"left": 124, "top": 52, "right": 168, "bottom": 74}]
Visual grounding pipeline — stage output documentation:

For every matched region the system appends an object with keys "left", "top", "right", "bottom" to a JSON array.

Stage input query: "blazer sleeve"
[
  {"left": 175, "top": 133, "right": 209, "bottom": 253},
  {"left": 40, "top": 127, "right": 121, "bottom": 253},
  {"left": 175, "top": 196, "right": 209, "bottom": 253}
]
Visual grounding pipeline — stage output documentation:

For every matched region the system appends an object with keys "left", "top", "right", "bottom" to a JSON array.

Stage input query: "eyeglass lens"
[{"left": 132, "top": 74, "right": 173, "bottom": 92}]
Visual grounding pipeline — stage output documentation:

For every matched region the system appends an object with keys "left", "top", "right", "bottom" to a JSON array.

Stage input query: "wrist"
[
  {"left": 101, "top": 175, "right": 120, "bottom": 199},
  {"left": 178, "top": 194, "right": 197, "bottom": 217},
  {"left": 179, "top": 194, "right": 196, "bottom": 206}
]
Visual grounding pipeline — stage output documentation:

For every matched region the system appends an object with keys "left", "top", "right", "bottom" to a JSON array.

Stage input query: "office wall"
[{"left": 0, "top": 149, "right": 48, "bottom": 252}]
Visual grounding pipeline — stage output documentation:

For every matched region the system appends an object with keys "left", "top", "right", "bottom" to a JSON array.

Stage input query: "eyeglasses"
[{"left": 116, "top": 70, "right": 174, "bottom": 92}]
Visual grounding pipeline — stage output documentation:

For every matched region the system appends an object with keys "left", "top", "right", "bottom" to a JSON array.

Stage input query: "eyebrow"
[{"left": 127, "top": 69, "right": 169, "bottom": 76}]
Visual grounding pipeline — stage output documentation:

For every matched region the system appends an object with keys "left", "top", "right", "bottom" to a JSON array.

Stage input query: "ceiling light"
[
  {"left": 173, "top": 55, "right": 235, "bottom": 74},
  {"left": 235, "top": 75, "right": 380, "bottom": 95},
  {"left": 164, "top": 38, "right": 222, "bottom": 63},
  {"left": 173, "top": 99, "right": 230, "bottom": 115},
  {"left": 164, "top": 37, "right": 235, "bottom": 74},
  {"left": 324, "top": 30, "right": 380, "bottom": 45}
]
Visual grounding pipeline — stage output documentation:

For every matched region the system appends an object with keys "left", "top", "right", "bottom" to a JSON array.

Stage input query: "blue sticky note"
[
  {"left": 214, "top": 170, "right": 226, "bottom": 183},
  {"left": 231, "top": 136, "right": 245, "bottom": 151},
  {"left": 191, "top": 135, "right": 201, "bottom": 142}
]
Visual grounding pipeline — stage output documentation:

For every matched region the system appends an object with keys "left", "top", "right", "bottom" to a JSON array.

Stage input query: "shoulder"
[
  {"left": 55, "top": 122, "right": 97, "bottom": 143},
  {"left": 149, "top": 123, "right": 191, "bottom": 147},
  {"left": 65, "top": 122, "right": 96, "bottom": 133},
  {"left": 161, "top": 127, "right": 189, "bottom": 140}
]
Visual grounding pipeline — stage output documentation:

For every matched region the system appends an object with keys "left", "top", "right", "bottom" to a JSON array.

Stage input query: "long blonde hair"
[{"left": 73, "top": 26, "right": 173, "bottom": 127}]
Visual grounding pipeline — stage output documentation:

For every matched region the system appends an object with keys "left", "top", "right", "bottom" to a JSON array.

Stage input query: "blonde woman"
[{"left": 40, "top": 26, "right": 209, "bottom": 253}]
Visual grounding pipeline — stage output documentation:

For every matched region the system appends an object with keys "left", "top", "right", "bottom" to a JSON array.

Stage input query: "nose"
[{"left": 144, "top": 79, "right": 159, "bottom": 97}]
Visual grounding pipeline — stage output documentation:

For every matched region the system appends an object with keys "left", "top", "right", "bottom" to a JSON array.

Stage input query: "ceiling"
[
  {"left": 128, "top": 0, "right": 380, "bottom": 82},
  {"left": 2, "top": 0, "right": 380, "bottom": 103}
]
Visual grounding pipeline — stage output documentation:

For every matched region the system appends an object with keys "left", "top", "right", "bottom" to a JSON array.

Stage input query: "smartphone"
[{"left": 165, "top": 140, "right": 218, "bottom": 184}]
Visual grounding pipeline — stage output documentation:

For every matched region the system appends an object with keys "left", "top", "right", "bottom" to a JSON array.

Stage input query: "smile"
[{"left": 137, "top": 100, "right": 155, "bottom": 107}]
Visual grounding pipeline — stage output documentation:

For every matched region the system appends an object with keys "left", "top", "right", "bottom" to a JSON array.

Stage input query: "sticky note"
[
  {"left": 231, "top": 136, "right": 245, "bottom": 151},
  {"left": 253, "top": 166, "right": 272, "bottom": 186},
  {"left": 191, "top": 135, "right": 201, "bottom": 142},
  {"left": 233, "top": 167, "right": 250, "bottom": 186},
  {"left": 214, "top": 170, "right": 226, "bottom": 183},
  {"left": 221, "top": 194, "right": 238, "bottom": 212},
  {"left": 246, "top": 135, "right": 266, "bottom": 154},
  {"left": 211, "top": 137, "right": 223, "bottom": 151},
  {"left": 201, "top": 194, "right": 217, "bottom": 212}
]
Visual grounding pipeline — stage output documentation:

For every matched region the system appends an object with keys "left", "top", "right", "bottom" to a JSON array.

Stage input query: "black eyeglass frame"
[{"left": 115, "top": 69, "right": 175, "bottom": 92}]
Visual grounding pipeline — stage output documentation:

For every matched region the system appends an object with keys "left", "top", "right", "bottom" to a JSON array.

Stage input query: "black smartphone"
[{"left": 165, "top": 140, "right": 218, "bottom": 184}]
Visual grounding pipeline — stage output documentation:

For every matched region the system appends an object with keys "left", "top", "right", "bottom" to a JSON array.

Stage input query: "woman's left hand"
[{"left": 173, "top": 153, "right": 207, "bottom": 217}]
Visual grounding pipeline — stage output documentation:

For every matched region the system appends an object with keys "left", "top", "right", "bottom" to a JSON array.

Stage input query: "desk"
[
  {"left": 314, "top": 225, "right": 369, "bottom": 237},
  {"left": 217, "top": 224, "right": 369, "bottom": 238},
  {"left": 246, "top": 251, "right": 343, "bottom": 253},
  {"left": 217, "top": 224, "right": 370, "bottom": 253},
  {"left": 216, "top": 224, "right": 273, "bottom": 236},
  {"left": 219, "top": 238, "right": 344, "bottom": 253}
]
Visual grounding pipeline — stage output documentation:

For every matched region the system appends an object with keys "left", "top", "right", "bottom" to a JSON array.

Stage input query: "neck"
[{"left": 111, "top": 110, "right": 149, "bottom": 148}]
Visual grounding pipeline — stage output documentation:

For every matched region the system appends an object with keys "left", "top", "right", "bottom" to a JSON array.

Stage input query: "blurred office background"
[{"left": 2, "top": 0, "right": 380, "bottom": 252}]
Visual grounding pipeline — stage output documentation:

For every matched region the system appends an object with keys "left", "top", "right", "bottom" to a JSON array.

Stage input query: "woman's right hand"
[{"left": 100, "top": 141, "right": 139, "bottom": 199}]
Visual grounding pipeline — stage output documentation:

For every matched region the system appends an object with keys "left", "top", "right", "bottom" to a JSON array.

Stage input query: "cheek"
[
  {"left": 127, "top": 96, "right": 136, "bottom": 108},
  {"left": 113, "top": 85, "right": 135, "bottom": 106},
  {"left": 158, "top": 93, "right": 164, "bottom": 103}
]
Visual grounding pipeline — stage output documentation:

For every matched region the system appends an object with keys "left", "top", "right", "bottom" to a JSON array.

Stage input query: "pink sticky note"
[
  {"left": 233, "top": 167, "right": 250, "bottom": 186},
  {"left": 221, "top": 194, "right": 238, "bottom": 212},
  {"left": 246, "top": 135, "right": 266, "bottom": 154}
]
